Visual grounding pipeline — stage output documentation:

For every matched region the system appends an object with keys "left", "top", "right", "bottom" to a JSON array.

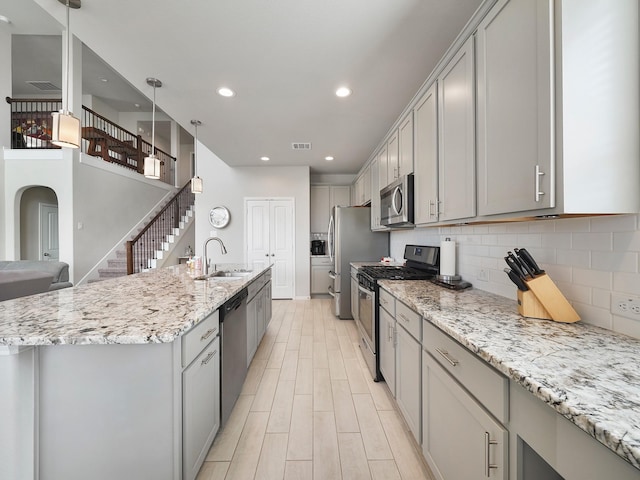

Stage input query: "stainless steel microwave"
[{"left": 380, "top": 174, "right": 414, "bottom": 227}]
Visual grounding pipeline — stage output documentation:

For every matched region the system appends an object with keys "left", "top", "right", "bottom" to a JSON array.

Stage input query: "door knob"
[
  {"left": 271, "top": 253, "right": 275, "bottom": 256},
  {"left": 265, "top": 254, "right": 269, "bottom": 257},
  {"left": 43, "top": 252, "right": 50, "bottom": 257}
]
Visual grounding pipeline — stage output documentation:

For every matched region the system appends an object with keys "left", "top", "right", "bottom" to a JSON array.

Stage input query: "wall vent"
[
  {"left": 26, "top": 81, "right": 61, "bottom": 91},
  {"left": 291, "top": 142, "right": 312, "bottom": 150}
]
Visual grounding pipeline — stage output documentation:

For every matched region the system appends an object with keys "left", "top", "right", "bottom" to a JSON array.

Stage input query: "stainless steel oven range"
[{"left": 355, "top": 245, "right": 440, "bottom": 381}]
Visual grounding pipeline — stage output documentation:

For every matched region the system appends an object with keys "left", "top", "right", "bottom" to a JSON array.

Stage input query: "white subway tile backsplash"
[
  {"left": 572, "top": 232, "right": 613, "bottom": 251},
  {"left": 388, "top": 214, "right": 640, "bottom": 337},
  {"left": 591, "top": 251, "right": 638, "bottom": 273},
  {"left": 556, "top": 249, "right": 590, "bottom": 268},
  {"left": 590, "top": 214, "right": 637, "bottom": 233}
]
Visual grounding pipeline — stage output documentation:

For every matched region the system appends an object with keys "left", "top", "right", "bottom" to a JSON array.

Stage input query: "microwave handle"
[{"left": 391, "top": 185, "right": 403, "bottom": 216}]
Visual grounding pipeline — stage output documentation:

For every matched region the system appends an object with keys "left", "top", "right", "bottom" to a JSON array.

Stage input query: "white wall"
[
  {"left": 390, "top": 214, "right": 640, "bottom": 338},
  {"left": 196, "top": 145, "right": 311, "bottom": 298},
  {"left": 0, "top": 27, "right": 12, "bottom": 259}
]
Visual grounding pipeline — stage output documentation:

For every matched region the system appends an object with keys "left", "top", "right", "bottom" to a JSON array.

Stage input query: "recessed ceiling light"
[
  {"left": 325, "top": 156, "right": 334, "bottom": 161},
  {"left": 0, "top": 15, "right": 11, "bottom": 24},
  {"left": 217, "top": 87, "right": 235, "bottom": 97},
  {"left": 335, "top": 87, "right": 351, "bottom": 98},
  {"left": 260, "top": 156, "right": 270, "bottom": 161}
]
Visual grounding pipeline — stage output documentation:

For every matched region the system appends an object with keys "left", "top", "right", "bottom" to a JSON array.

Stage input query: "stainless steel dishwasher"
[{"left": 219, "top": 288, "right": 248, "bottom": 426}]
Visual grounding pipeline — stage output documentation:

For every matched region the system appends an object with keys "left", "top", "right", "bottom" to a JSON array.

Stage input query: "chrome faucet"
[{"left": 203, "top": 237, "right": 228, "bottom": 275}]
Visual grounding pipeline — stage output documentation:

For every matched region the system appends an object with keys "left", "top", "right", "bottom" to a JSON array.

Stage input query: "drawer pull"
[
  {"left": 435, "top": 347, "right": 458, "bottom": 367},
  {"left": 399, "top": 312, "right": 410, "bottom": 323},
  {"left": 485, "top": 432, "right": 498, "bottom": 477},
  {"left": 201, "top": 350, "right": 217, "bottom": 366},
  {"left": 200, "top": 328, "right": 216, "bottom": 342}
]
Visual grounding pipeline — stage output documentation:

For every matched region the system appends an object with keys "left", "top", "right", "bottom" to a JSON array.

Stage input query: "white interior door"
[
  {"left": 246, "top": 198, "right": 295, "bottom": 299},
  {"left": 39, "top": 203, "right": 59, "bottom": 261},
  {"left": 269, "top": 200, "right": 294, "bottom": 299}
]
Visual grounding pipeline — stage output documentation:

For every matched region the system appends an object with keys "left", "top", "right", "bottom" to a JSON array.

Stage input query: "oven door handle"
[{"left": 358, "top": 284, "right": 373, "bottom": 297}]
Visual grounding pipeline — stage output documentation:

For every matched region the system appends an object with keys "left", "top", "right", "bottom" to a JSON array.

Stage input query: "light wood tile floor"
[{"left": 198, "top": 298, "right": 435, "bottom": 480}]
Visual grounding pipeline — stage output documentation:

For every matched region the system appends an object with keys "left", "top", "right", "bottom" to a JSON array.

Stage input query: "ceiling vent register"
[
  {"left": 26, "top": 81, "right": 61, "bottom": 91},
  {"left": 292, "top": 143, "right": 312, "bottom": 150}
]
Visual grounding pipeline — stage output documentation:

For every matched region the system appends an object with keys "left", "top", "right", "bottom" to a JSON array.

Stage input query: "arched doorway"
[{"left": 19, "top": 186, "right": 59, "bottom": 260}]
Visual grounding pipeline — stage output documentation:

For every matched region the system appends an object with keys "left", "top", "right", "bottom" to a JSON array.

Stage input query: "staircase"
[{"left": 93, "top": 184, "right": 195, "bottom": 281}]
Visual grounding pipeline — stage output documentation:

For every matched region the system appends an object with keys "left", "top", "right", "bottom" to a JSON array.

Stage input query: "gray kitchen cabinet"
[
  {"left": 311, "top": 185, "right": 351, "bottom": 233},
  {"left": 350, "top": 266, "right": 359, "bottom": 322},
  {"left": 311, "top": 256, "right": 333, "bottom": 295},
  {"left": 369, "top": 157, "right": 388, "bottom": 231},
  {"left": 397, "top": 111, "right": 414, "bottom": 178},
  {"left": 310, "top": 185, "right": 330, "bottom": 233},
  {"left": 386, "top": 130, "right": 399, "bottom": 188},
  {"left": 352, "top": 166, "right": 371, "bottom": 206},
  {"left": 260, "top": 277, "right": 272, "bottom": 338},
  {"left": 437, "top": 35, "right": 476, "bottom": 222},
  {"left": 413, "top": 82, "right": 439, "bottom": 225},
  {"left": 247, "top": 292, "right": 258, "bottom": 364},
  {"left": 248, "top": 270, "right": 273, "bottom": 364},
  {"left": 476, "top": 0, "right": 553, "bottom": 216},
  {"left": 423, "top": 352, "right": 508, "bottom": 480},
  {"left": 377, "top": 143, "right": 388, "bottom": 193},
  {"left": 378, "top": 290, "right": 396, "bottom": 395},
  {"left": 183, "top": 335, "right": 220, "bottom": 480},
  {"left": 394, "top": 301, "right": 421, "bottom": 443}
]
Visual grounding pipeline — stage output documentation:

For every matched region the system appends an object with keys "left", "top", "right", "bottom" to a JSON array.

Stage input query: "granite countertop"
[
  {"left": 0, "top": 264, "right": 268, "bottom": 347},
  {"left": 379, "top": 279, "right": 640, "bottom": 470}
]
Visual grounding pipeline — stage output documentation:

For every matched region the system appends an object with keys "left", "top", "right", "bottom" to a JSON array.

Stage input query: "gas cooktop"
[{"left": 358, "top": 265, "right": 435, "bottom": 281}]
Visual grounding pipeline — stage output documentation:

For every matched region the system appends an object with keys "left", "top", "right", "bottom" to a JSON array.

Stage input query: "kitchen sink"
[{"left": 193, "top": 270, "right": 253, "bottom": 281}]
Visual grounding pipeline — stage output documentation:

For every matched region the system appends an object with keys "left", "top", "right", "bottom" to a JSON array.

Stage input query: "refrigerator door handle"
[
  {"left": 328, "top": 285, "right": 336, "bottom": 297},
  {"left": 327, "top": 214, "right": 335, "bottom": 261},
  {"left": 328, "top": 271, "right": 337, "bottom": 280}
]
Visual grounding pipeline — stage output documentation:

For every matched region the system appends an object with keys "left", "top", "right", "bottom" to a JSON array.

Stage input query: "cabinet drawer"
[
  {"left": 248, "top": 275, "right": 266, "bottom": 301},
  {"left": 182, "top": 310, "right": 220, "bottom": 368},
  {"left": 423, "top": 320, "right": 508, "bottom": 423},
  {"left": 396, "top": 301, "right": 420, "bottom": 341},
  {"left": 311, "top": 256, "right": 332, "bottom": 266},
  {"left": 379, "top": 288, "right": 395, "bottom": 316}
]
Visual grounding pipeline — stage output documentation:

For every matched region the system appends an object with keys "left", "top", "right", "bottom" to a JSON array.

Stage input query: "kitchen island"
[
  {"left": 0, "top": 265, "right": 270, "bottom": 480},
  {"left": 380, "top": 279, "right": 640, "bottom": 479}
]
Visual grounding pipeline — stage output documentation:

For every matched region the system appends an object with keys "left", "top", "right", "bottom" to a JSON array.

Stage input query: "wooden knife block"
[{"left": 517, "top": 274, "right": 580, "bottom": 323}]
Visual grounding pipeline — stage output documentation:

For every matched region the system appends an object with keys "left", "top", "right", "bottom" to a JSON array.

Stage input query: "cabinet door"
[
  {"left": 261, "top": 281, "right": 272, "bottom": 336},
  {"left": 362, "top": 165, "right": 372, "bottom": 204},
  {"left": 387, "top": 130, "right": 399, "bottom": 183},
  {"left": 476, "top": 0, "right": 553, "bottom": 215},
  {"left": 395, "top": 324, "right": 421, "bottom": 442},
  {"left": 310, "top": 186, "right": 330, "bottom": 233},
  {"left": 247, "top": 297, "right": 258, "bottom": 366},
  {"left": 330, "top": 185, "right": 352, "bottom": 209},
  {"left": 438, "top": 36, "right": 476, "bottom": 222},
  {"left": 414, "top": 83, "right": 439, "bottom": 225},
  {"left": 350, "top": 276, "right": 359, "bottom": 322},
  {"left": 311, "top": 265, "right": 332, "bottom": 294},
  {"left": 423, "top": 352, "right": 507, "bottom": 480},
  {"left": 398, "top": 111, "right": 414, "bottom": 177},
  {"left": 378, "top": 144, "right": 389, "bottom": 191},
  {"left": 379, "top": 306, "right": 395, "bottom": 396},
  {"left": 369, "top": 158, "right": 387, "bottom": 231},
  {"left": 183, "top": 337, "right": 220, "bottom": 480}
]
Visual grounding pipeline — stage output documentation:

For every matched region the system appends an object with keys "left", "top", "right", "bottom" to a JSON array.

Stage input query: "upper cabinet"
[
  {"left": 414, "top": 83, "right": 439, "bottom": 225},
  {"left": 398, "top": 112, "right": 414, "bottom": 179},
  {"left": 352, "top": 165, "right": 371, "bottom": 206},
  {"left": 369, "top": 157, "right": 387, "bottom": 231},
  {"left": 311, "top": 185, "right": 351, "bottom": 233},
  {"left": 476, "top": 0, "right": 553, "bottom": 216},
  {"left": 437, "top": 36, "right": 476, "bottom": 222},
  {"left": 377, "top": 144, "right": 389, "bottom": 194}
]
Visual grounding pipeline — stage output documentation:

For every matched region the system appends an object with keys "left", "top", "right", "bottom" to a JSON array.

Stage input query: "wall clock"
[{"left": 209, "top": 206, "right": 230, "bottom": 228}]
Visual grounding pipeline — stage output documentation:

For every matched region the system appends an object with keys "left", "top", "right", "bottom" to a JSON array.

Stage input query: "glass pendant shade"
[
  {"left": 191, "top": 175, "right": 203, "bottom": 193},
  {"left": 144, "top": 155, "right": 161, "bottom": 179},
  {"left": 51, "top": 110, "right": 81, "bottom": 148}
]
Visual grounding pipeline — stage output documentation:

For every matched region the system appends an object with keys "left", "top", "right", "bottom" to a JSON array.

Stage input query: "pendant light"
[
  {"left": 143, "top": 77, "right": 162, "bottom": 179},
  {"left": 51, "top": 0, "right": 81, "bottom": 149},
  {"left": 190, "top": 119, "right": 203, "bottom": 193}
]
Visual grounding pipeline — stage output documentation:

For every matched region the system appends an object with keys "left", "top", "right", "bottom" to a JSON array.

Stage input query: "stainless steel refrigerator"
[{"left": 327, "top": 206, "right": 389, "bottom": 318}]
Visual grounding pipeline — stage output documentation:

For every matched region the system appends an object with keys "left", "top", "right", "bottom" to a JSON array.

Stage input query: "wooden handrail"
[
  {"left": 126, "top": 182, "right": 195, "bottom": 274},
  {"left": 6, "top": 97, "right": 177, "bottom": 185}
]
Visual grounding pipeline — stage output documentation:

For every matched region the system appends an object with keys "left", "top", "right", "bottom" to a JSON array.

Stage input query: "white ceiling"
[{"left": 3, "top": 0, "right": 484, "bottom": 174}]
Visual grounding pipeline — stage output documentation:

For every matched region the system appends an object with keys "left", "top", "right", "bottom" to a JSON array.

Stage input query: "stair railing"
[
  {"left": 126, "top": 182, "right": 195, "bottom": 275},
  {"left": 6, "top": 97, "right": 176, "bottom": 185}
]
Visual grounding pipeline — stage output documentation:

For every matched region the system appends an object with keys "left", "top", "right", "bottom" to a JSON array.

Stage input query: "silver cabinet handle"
[
  {"left": 398, "top": 312, "right": 410, "bottom": 323},
  {"left": 435, "top": 347, "right": 458, "bottom": 367},
  {"left": 200, "top": 328, "right": 216, "bottom": 341},
  {"left": 201, "top": 350, "right": 217, "bottom": 366},
  {"left": 535, "top": 164, "right": 545, "bottom": 202},
  {"left": 484, "top": 432, "right": 498, "bottom": 477}
]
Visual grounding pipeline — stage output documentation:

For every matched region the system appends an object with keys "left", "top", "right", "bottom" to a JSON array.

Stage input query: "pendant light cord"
[
  {"left": 64, "top": 0, "right": 71, "bottom": 113},
  {"left": 151, "top": 84, "right": 156, "bottom": 157},
  {"left": 194, "top": 122, "right": 198, "bottom": 174}
]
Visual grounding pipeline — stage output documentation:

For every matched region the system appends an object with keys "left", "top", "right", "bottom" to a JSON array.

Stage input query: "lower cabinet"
[
  {"left": 422, "top": 351, "right": 508, "bottom": 480},
  {"left": 395, "top": 315, "right": 421, "bottom": 443},
  {"left": 350, "top": 268, "right": 359, "bottom": 322},
  {"left": 311, "top": 256, "right": 333, "bottom": 295},
  {"left": 183, "top": 336, "right": 220, "bottom": 480},
  {"left": 378, "top": 305, "right": 396, "bottom": 395},
  {"left": 248, "top": 270, "right": 273, "bottom": 367}
]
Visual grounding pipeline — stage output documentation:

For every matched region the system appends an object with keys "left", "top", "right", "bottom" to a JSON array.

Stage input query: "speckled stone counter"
[
  {"left": 0, "top": 264, "right": 268, "bottom": 346},
  {"left": 379, "top": 279, "right": 640, "bottom": 470}
]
